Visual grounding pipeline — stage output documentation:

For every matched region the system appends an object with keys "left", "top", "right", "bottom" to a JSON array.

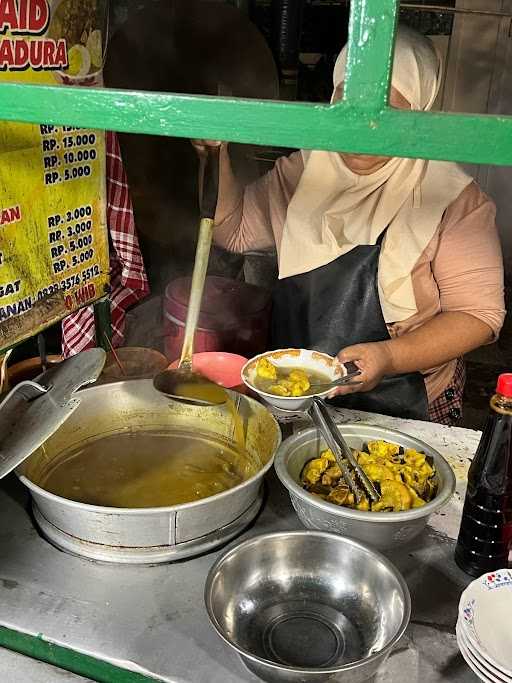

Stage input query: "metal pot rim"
[
  {"left": 204, "top": 529, "right": 411, "bottom": 675},
  {"left": 274, "top": 423, "right": 456, "bottom": 523}
]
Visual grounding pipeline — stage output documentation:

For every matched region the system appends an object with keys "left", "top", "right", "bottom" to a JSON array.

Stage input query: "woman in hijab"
[{"left": 194, "top": 24, "right": 505, "bottom": 425}]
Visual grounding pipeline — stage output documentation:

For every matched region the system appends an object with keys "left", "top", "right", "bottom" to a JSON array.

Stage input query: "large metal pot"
[
  {"left": 275, "top": 423, "right": 455, "bottom": 551},
  {"left": 17, "top": 379, "right": 281, "bottom": 564}
]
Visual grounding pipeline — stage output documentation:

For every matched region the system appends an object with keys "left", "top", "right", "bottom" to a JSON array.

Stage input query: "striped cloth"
[{"left": 61, "top": 131, "right": 149, "bottom": 356}]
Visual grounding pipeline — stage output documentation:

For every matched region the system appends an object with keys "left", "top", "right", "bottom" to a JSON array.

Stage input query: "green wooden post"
[
  {"left": 344, "top": 0, "right": 398, "bottom": 109},
  {"left": 94, "top": 298, "right": 112, "bottom": 351}
]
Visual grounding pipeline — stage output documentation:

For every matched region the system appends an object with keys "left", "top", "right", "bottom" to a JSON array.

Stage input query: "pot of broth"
[{"left": 17, "top": 379, "right": 280, "bottom": 564}]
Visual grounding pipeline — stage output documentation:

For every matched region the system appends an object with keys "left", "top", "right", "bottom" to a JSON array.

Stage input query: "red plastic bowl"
[{"left": 168, "top": 352, "right": 248, "bottom": 392}]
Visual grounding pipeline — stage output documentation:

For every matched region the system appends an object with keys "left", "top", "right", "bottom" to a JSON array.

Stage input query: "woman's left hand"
[{"left": 330, "top": 341, "right": 394, "bottom": 398}]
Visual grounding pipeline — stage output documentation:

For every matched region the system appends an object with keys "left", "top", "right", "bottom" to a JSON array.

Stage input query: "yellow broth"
[
  {"left": 33, "top": 429, "right": 258, "bottom": 508},
  {"left": 171, "top": 379, "right": 245, "bottom": 451}
]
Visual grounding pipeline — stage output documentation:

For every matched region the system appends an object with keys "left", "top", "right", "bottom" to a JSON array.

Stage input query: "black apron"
[{"left": 271, "top": 240, "right": 429, "bottom": 421}]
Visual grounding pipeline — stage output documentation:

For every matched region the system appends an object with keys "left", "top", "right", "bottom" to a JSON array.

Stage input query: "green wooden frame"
[
  {"left": 0, "top": 0, "right": 511, "bottom": 165},
  {"left": 0, "top": 0, "right": 510, "bottom": 680}
]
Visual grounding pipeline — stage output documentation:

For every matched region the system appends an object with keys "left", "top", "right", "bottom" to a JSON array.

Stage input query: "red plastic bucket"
[{"left": 163, "top": 276, "right": 271, "bottom": 362}]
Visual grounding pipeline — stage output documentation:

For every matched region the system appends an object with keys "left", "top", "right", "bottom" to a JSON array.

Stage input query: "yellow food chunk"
[
  {"left": 290, "top": 382, "right": 307, "bottom": 397},
  {"left": 356, "top": 451, "right": 374, "bottom": 466},
  {"left": 405, "top": 484, "right": 426, "bottom": 508},
  {"left": 256, "top": 357, "right": 277, "bottom": 380},
  {"left": 274, "top": 369, "right": 310, "bottom": 397},
  {"left": 321, "top": 449, "right": 336, "bottom": 463},
  {"left": 367, "top": 440, "right": 400, "bottom": 460},
  {"left": 355, "top": 495, "right": 370, "bottom": 511},
  {"left": 321, "top": 464, "right": 342, "bottom": 487},
  {"left": 268, "top": 384, "right": 290, "bottom": 397},
  {"left": 288, "top": 369, "right": 310, "bottom": 395},
  {"left": 401, "top": 453, "right": 433, "bottom": 497},
  {"left": 289, "top": 369, "right": 309, "bottom": 383},
  {"left": 302, "top": 440, "right": 437, "bottom": 513},
  {"left": 404, "top": 449, "right": 426, "bottom": 468},
  {"left": 362, "top": 462, "right": 396, "bottom": 484},
  {"left": 404, "top": 449, "right": 433, "bottom": 479},
  {"left": 372, "top": 480, "right": 413, "bottom": 512},
  {"left": 327, "top": 483, "right": 351, "bottom": 506},
  {"left": 302, "top": 457, "right": 330, "bottom": 486}
]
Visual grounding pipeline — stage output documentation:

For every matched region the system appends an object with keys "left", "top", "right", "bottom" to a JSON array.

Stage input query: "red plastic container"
[
  {"left": 163, "top": 276, "right": 271, "bottom": 362},
  {"left": 168, "top": 352, "right": 248, "bottom": 392}
]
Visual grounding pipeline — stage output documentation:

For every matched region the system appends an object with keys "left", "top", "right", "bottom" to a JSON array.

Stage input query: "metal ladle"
[{"left": 153, "top": 145, "right": 227, "bottom": 407}]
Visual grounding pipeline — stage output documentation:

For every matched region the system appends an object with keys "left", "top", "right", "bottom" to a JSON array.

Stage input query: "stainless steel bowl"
[
  {"left": 274, "top": 423, "right": 456, "bottom": 551},
  {"left": 205, "top": 531, "right": 411, "bottom": 683}
]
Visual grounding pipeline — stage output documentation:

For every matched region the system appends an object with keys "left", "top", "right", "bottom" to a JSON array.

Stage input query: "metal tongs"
[{"left": 308, "top": 398, "right": 380, "bottom": 504}]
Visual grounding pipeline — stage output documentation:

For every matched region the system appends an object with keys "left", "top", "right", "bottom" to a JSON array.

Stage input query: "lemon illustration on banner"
[
  {"left": 66, "top": 44, "right": 91, "bottom": 78},
  {"left": 87, "top": 30, "right": 103, "bottom": 70}
]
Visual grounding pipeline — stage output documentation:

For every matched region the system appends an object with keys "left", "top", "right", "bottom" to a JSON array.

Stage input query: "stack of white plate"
[{"left": 457, "top": 568, "right": 512, "bottom": 682}]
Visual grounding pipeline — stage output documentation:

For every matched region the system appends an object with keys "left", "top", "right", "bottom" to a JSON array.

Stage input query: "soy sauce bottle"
[{"left": 455, "top": 374, "right": 512, "bottom": 576}]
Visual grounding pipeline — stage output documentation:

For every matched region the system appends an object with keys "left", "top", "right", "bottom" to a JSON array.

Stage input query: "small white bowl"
[{"left": 241, "top": 348, "right": 344, "bottom": 410}]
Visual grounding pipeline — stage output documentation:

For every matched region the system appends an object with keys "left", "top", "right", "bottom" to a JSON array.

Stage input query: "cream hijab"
[{"left": 278, "top": 25, "right": 472, "bottom": 323}]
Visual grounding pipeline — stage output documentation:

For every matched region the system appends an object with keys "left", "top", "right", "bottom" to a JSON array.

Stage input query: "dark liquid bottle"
[{"left": 455, "top": 374, "right": 512, "bottom": 577}]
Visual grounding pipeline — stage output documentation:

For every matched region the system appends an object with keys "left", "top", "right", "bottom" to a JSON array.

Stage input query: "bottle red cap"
[{"left": 496, "top": 374, "right": 512, "bottom": 398}]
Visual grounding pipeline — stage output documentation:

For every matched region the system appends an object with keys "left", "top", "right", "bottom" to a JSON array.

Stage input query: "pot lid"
[{"left": 0, "top": 348, "right": 106, "bottom": 479}]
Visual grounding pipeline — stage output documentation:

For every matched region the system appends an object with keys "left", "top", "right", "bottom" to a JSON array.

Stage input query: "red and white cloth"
[{"left": 62, "top": 131, "right": 149, "bottom": 356}]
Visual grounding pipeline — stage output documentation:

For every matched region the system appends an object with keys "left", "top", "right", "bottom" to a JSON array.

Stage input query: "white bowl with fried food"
[{"left": 241, "top": 348, "right": 344, "bottom": 410}]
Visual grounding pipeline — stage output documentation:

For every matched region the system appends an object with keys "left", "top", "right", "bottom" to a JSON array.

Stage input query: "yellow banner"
[{"left": 0, "top": 0, "right": 109, "bottom": 350}]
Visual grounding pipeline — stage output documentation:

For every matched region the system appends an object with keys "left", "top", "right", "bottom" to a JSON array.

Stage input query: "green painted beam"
[
  {"left": 0, "top": 626, "right": 165, "bottom": 683},
  {"left": 0, "top": 0, "right": 511, "bottom": 166},
  {"left": 343, "top": 0, "right": 398, "bottom": 109},
  {"left": 0, "top": 81, "right": 511, "bottom": 165}
]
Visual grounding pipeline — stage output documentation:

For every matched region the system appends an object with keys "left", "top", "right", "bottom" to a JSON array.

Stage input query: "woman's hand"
[
  {"left": 329, "top": 313, "right": 494, "bottom": 399},
  {"left": 330, "top": 341, "right": 394, "bottom": 398}
]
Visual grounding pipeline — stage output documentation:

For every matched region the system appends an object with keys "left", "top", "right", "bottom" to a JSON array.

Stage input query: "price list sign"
[{"left": 0, "top": 0, "right": 109, "bottom": 350}]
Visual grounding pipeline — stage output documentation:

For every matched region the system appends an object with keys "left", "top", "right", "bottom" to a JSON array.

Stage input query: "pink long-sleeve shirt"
[{"left": 214, "top": 150, "right": 505, "bottom": 402}]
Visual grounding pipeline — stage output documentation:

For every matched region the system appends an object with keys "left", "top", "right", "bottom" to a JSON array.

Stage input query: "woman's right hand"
[{"left": 191, "top": 139, "right": 224, "bottom": 156}]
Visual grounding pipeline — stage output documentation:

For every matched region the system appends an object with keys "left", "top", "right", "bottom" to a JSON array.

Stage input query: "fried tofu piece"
[
  {"left": 268, "top": 384, "right": 290, "bottom": 397},
  {"left": 401, "top": 451, "right": 434, "bottom": 497},
  {"left": 355, "top": 495, "right": 370, "bottom": 511},
  {"left": 327, "top": 483, "right": 351, "bottom": 506},
  {"left": 362, "top": 462, "right": 396, "bottom": 484},
  {"left": 404, "top": 449, "right": 433, "bottom": 478},
  {"left": 256, "top": 357, "right": 277, "bottom": 380},
  {"left": 372, "top": 480, "right": 413, "bottom": 512},
  {"left": 405, "top": 484, "right": 426, "bottom": 508},
  {"left": 321, "top": 464, "right": 342, "bottom": 486},
  {"left": 288, "top": 369, "right": 311, "bottom": 395},
  {"left": 321, "top": 449, "right": 336, "bottom": 463},
  {"left": 302, "top": 457, "right": 330, "bottom": 486},
  {"left": 367, "top": 440, "right": 400, "bottom": 460}
]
